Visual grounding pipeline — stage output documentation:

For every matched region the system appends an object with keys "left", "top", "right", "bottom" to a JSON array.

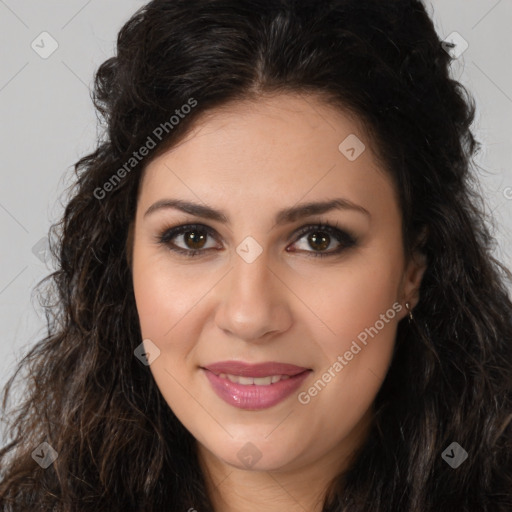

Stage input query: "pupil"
[{"left": 309, "top": 232, "right": 329, "bottom": 251}]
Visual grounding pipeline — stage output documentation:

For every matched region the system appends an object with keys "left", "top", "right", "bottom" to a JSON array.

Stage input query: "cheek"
[
  {"left": 291, "top": 245, "right": 403, "bottom": 407},
  {"left": 131, "top": 241, "right": 201, "bottom": 365},
  {"left": 132, "top": 236, "right": 206, "bottom": 335},
  {"left": 292, "top": 254, "right": 402, "bottom": 444},
  {"left": 298, "top": 250, "right": 401, "bottom": 344},
  {"left": 131, "top": 248, "right": 205, "bottom": 414}
]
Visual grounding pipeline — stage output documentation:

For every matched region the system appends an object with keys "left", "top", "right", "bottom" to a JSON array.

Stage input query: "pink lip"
[{"left": 201, "top": 361, "right": 312, "bottom": 410}]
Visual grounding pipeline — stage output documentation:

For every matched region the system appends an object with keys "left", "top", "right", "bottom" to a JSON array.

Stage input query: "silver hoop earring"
[{"left": 405, "top": 302, "right": 414, "bottom": 322}]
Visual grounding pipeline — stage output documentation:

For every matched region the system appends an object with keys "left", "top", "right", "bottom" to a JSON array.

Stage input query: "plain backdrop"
[{"left": 0, "top": 0, "right": 511, "bottom": 397}]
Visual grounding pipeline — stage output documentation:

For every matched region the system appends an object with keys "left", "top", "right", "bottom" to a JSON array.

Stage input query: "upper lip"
[{"left": 202, "top": 361, "right": 311, "bottom": 378}]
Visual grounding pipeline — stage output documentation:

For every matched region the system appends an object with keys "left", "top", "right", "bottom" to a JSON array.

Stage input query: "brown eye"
[
  {"left": 158, "top": 224, "right": 219, "bottom": 256},
  {"left": 288, "top": 223, "right": 357, "bottom": 258}
]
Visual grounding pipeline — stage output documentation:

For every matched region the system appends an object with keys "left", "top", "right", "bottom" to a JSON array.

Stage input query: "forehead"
[{"left": 138, "top": 94, "right": 397, "bottom": 222}]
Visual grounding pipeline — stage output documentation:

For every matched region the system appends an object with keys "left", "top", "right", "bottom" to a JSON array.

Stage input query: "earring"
[{"left": 405, "top": 302, "right": 414, "bottom": 322}]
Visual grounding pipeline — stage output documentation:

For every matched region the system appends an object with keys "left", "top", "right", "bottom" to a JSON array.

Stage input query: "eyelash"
[{"left": 155, "top": 220, "right": 358, "bottom": 258}]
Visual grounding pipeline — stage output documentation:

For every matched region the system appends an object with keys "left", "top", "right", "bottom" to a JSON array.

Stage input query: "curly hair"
[{"left": 1, "top": 0, "right": 511, "bottom": 510}]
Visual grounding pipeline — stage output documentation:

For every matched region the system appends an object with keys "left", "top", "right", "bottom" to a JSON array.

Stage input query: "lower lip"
[{"left": 202, "top": 368, "right": 311, "bottom": 410}]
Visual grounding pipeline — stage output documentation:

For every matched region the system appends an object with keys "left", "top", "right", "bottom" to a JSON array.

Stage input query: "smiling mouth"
[{"left": 200, "top": 361, "right": 312, "bottom": 410}]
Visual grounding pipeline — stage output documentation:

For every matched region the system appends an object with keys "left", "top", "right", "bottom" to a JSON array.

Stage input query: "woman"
[{"left": 1, "top": 0, "right": 511, "bottom": 510}]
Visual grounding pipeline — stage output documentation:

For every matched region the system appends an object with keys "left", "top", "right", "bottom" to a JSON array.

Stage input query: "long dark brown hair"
[{"left": 1, "top": 0, "right": 511, "bottom": 510}]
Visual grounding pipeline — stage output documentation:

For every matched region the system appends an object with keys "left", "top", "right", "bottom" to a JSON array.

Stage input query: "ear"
[{"left": 399, "top": 227, "right": 428, "bottom": 319}]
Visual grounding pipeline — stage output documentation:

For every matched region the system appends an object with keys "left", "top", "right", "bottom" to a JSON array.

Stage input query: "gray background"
[{"left": 0, "top": 0, "right": 511, "bottom": 393}]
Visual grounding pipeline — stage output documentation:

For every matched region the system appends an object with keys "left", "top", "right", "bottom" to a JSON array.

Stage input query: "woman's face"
[{"left": 131, "top": 94, "right": 426, "bottom": 475}]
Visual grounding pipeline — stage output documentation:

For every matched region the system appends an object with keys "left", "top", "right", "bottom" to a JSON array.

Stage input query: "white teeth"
[
  {"left": 217, "top": 373, "right": 291, "bottom": 385},
  {"left": 253, "top": 376, "right": 272, "bottom": 385}
]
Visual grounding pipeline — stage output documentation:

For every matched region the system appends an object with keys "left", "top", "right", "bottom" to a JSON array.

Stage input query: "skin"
[{"left": 130, "top": 93, "right": 427, "bottom": 512}]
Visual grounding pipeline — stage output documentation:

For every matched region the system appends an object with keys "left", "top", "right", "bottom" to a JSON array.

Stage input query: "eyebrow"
[{"left": 144, "top": 197, "right": 371, "bottom": 225}]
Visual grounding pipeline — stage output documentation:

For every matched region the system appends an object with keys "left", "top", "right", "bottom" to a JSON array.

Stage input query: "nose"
[{"left": 213, "top": 249, "right": 293, "bottom": 342}]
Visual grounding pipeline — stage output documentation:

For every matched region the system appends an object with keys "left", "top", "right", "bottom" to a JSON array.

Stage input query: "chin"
[{"left": 204, "top": 435, "right": 304, "bottom": 473}]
